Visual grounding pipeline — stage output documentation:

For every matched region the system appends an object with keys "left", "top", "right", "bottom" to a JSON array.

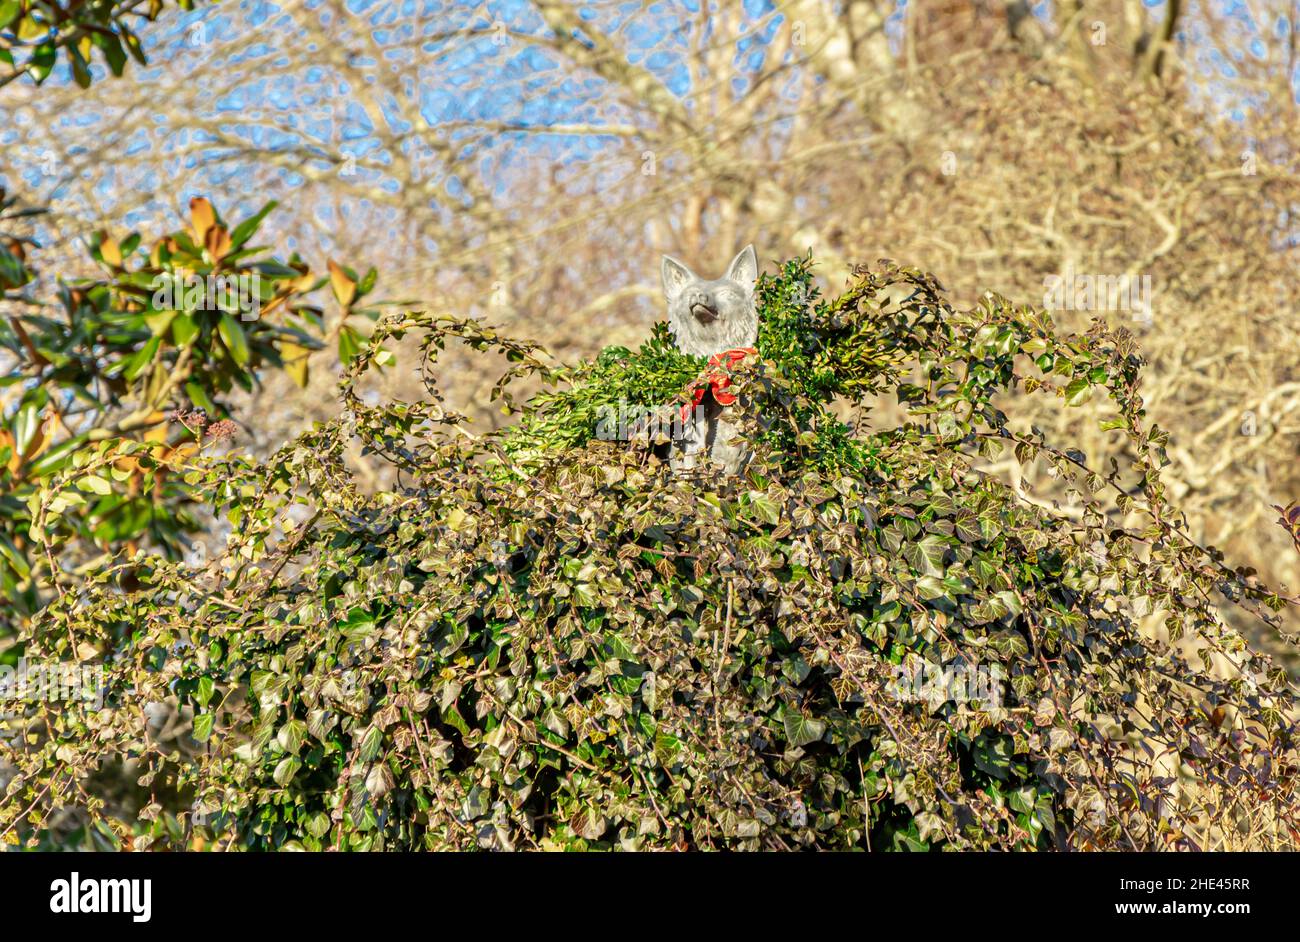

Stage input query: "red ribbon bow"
[{"left": 680, "top": 347, "right": 757, "bottom": 423}]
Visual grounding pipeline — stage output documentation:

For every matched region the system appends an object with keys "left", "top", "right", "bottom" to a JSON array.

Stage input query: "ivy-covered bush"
[{"left": 3, "top": 258, "right": 1298, "bottom": 850}]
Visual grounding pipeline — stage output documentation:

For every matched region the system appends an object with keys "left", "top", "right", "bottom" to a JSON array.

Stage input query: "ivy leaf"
[
  {"left": 571, "top": 807, "right": 607, "bottom": 841},
  {"left": 745, "top": 490, "right": 782, "bottom": 525},
  {"left": 196, "top": 676, "right": 216, "bottom": 707},
  {"left": 365, "top": 762, "right": 394, "bottom": 798},
  {"left": 357, "top": 725, "right": 383, "bottom": 762},
  {"left": 192, "top": 714, "right": 215, "bottom": 742},
  {"left": 954, "top": 512, "right": 982, "bottom": 543},
  {"left": 782, "top": 708, "right": 826, "bottom": 747},
  {"left": 988, "top": 630, "right": 1029, "bottom": 658},
  {"left": 272, "top": 757, "right": 301, "bottom": 786},
  {"left": 973, "top": 736, "right": 1013, "bottom": 781},
  {"left": 1064, "top": 376, "right": 1093, "bottom": 406},
  {"left": 914, "top": 575, "right": 950, "bottom": 601},
  {"left": 903, "top": 533, "right": 947, "bottom": 576}
]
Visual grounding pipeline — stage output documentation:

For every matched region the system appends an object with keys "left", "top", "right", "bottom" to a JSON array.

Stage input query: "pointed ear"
[
  {"left": 726, "top": 244, "right": 758, "bottom": 286},
  {"left": 661, "top": 255, "right": 694, "bottom": 301}
]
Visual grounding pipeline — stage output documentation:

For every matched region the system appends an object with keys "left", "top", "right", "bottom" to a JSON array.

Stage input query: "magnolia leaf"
[
  {"left": 229, "top": 200, "right": 279, "bottom": 251},
  {"left": 190, "top": 197, "right": 217, "bottom": 242},
  {"left": 218, "top": 313, "right": 250, "bottom": 366},
  {"left": 327, "top": 260, "right": 356, "bottom": 307},
  {"left": 281, "top": 340, "right": 310, "bottom": 388},
  {"left": 98, "top": 233, "right": 122, "bottom": 267}
]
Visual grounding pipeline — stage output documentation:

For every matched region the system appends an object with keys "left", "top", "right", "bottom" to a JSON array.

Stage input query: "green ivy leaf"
[
  {"left": 782, "top": 708, "right": 826, "bottom": 747},
  {"left": 1064, "top": 376, "right": 1092, "bottom": 407},
  {"left": 272, "top": 756, "right": 302, "bottom": 786},
  {"left": 192, "top": 714, "right": 215, "bottom": 742}
]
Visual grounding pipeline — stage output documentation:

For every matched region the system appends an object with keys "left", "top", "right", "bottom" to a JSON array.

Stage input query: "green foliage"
[
  {"left": 0, "top": 0, "right": 205, "bottom": 88},
  {"left": 501, "top": 321, "right": 703, "bottom": 464},
  {"left": 0, "top": 192, "right": 379, "bottom": 639},
  {"left": 3, "top": 257, "right": 1298, "bottom": 851}
]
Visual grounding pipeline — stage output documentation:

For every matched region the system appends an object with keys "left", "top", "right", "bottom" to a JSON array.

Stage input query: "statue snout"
[{"left": 688, "top": 290, "right": 718, "bottom": 323}]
